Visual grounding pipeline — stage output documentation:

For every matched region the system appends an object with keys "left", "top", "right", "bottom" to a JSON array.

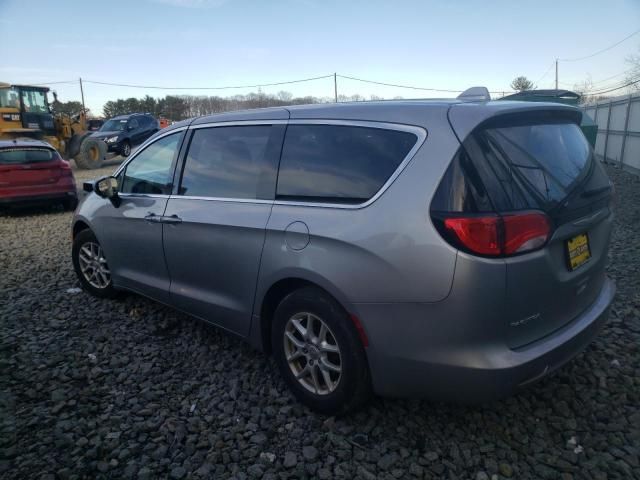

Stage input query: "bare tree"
[
  {"left": 510, "top": 76, "right": 534, "bottom": 92},
  {"left": 625, "top": 45, "right": 640, "bottom": 91},
  {"left": 573, "top": 75, "right": 594, "bottom": 104},
  {"left": 277, "top": 90, "right": 293, "bottom": 101}
]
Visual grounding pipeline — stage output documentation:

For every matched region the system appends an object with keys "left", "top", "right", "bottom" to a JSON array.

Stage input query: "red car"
[{"left": 0, "top": 139, "right": 78, "bottom": 210}]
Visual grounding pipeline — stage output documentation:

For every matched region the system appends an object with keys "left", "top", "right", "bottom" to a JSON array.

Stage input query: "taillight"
[
  {"left": 444, "top": 216, "right": 501, "bottom": 255},
  {"left": 502, "top": 213, "right": 550, "bottom": 255},
  {"left": 59, "top": 158, "right": 74, "bottom": 177},
  {"left": 439, "top": 212, "right": 550, "bottom": 257}
]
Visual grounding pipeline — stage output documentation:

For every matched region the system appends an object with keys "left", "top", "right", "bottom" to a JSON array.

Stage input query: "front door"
[
  {"left": 162, "top": 123, "right": 284, "bottom": 336},
  {"left": 97, "top": 130, "right": 184, "bottom": 300}
]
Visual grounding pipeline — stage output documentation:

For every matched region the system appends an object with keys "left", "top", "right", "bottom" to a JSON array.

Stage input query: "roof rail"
[{"left": 457, "top": 87, "right": 491, "bottom": 102}]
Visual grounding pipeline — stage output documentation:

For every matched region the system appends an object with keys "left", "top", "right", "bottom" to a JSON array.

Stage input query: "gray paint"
[
  {"left": 162, "top": 197, "right": 271, "bottom": 336},
  {"left": 74, "top": 99, "right": 615, "bottom": 401}
]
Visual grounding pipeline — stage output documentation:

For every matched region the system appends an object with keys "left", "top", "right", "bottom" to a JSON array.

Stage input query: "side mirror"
[
  {"left": 95, "top": 176, "right": 121, "bottom": 207},
  {"left": 128, "top": 125, "right": 135, "bottom": 131}
]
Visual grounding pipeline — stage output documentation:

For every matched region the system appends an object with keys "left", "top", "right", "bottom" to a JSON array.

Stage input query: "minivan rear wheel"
[
  {"left": 72, "top": 229, "right": 118, "bottom": 298},
  {"left": 271, "top": 287, "right": 371, "bottom": 414}
]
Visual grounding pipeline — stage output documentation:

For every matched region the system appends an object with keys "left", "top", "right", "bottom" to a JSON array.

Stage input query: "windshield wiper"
[{"left": 581, "top": 184, "right": 612, "bottom": 198}]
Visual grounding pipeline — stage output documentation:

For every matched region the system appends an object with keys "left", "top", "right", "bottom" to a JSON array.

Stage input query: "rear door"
[
  {"left": 140, "top": 116, "right": 156, "bottom": 142},
  {"left": 162, "top": 122, "right": 285, "bottom": 336},
  {"left": 454, "top": 110, "right": 613, "bottom": 348},
  {"left": 128, "top": 117, "right": 144, "bottom": 146}
]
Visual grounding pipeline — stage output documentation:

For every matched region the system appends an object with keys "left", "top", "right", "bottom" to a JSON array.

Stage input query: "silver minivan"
[{"left": 72, "top": 94, "right": 615, "bottom": 413}]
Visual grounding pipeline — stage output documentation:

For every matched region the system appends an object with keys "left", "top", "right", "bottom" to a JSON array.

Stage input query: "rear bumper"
[
  {"left": 0, "top": 186, "right": 77, "bottom": 205},
  {"left": 356, "top": 276, "right": 615, "bottom": 402}
]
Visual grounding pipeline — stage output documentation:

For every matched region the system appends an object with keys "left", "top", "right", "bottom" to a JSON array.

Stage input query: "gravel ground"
[{"left": 0, "top": 164, "right": 638, "bottom": 480}]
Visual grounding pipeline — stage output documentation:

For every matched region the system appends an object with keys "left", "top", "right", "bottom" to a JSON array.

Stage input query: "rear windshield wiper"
[{"left": 581, "top": 184, "right": 612, "bottom": 198}]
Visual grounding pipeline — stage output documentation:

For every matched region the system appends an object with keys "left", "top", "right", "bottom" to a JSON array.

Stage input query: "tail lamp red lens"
[
  {"left": 443, "top": 216, "right": 500, "bottom": 255},
  {"left": 59, "top": 158, "right": 74, "bottom": 176},
  {"left": 443, "top": 212, "right": 550, "bottom": 257}
]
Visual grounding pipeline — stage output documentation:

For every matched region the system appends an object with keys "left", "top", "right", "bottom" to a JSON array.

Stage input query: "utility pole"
[
  {"left": 334, "top": 73, "right": 338, "bottom": 103},
  {"left": 555, "top": 59, "right": 558, "bottom": 90},
  {"left": 79, "top": 77, "right": 86, "bottom": 112}
]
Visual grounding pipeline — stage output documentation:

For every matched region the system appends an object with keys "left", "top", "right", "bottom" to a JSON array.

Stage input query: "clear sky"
[{"left": 1, "top": 0, "right": 639, "bottom": 115}]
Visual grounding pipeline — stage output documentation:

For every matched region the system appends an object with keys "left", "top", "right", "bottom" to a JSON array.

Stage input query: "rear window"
[
  {"left": 276, "top": 124, "right": 417, "bottom": 203},
  {"left": 0, "top": 148, "right": 55, "bottom": 164},
  {"left": 433, "top": 119, "right": 593, "bottom": 214},
  {"left": 480, "top": 122, "right": 590, "bottom": 207}
]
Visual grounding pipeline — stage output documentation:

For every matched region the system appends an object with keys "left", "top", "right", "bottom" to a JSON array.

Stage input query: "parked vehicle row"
[
  {"left": 71, "top": 95, "right": 615, "bottom": 413},
  {"left": 0, "top": 112, "right": 165, "bottom": 209}
]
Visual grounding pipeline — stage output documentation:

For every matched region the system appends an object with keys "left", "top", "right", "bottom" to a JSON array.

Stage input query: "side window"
[
  {"left": 120, "top": 132, "right": 182, "bottom": 194},
  {"left": 277, "top": 124, "right": 418, "bottom": 203},
  {"left": 128, "top": 118, "right": 139, "bottom": 130},
  {"left": 179, "top": 125, "right": 277, "bottom": 199}
]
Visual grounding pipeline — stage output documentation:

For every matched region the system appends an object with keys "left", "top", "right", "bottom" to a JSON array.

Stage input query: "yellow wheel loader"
[{"left": 0, "top": 82, "right": 106, "bottom": 169}]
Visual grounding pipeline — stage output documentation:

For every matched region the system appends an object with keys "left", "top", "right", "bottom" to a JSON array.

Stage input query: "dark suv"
[{"left": 90, "top": 113, "right": 159, "bottom": 157}]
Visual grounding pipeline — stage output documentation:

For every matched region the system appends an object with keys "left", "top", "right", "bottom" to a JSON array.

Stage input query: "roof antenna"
[{"left": 457, "top": 87, "right": 491, "bottom": 102}]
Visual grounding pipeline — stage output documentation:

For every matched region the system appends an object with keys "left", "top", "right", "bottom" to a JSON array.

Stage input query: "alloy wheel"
[
  {"left": 283, "top": 312, "right": 342, "bottom": 395},
  {"left": 78, "top": 242, "right": 111, "bottom": 289}
]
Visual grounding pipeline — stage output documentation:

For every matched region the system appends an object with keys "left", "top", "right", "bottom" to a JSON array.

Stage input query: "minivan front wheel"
[
  {"left": 272, "top": 287, "right": 371, "bottom": 414},
  {"left": 72, "top": 229, "right": 118, "bottom": 298}
]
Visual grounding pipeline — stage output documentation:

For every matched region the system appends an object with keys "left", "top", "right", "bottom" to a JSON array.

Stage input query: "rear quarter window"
[{"left": 276, "top": 124, "right": 418, "bottom": 204}]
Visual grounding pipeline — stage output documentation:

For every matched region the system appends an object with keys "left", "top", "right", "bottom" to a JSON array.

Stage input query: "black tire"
[
  {"left": 72, "top": 229, "right": 118, "bottom": 298},
  {"left": 271, "top": 287, "right": 371, "bottom": 415},
  {"left": 121, "top": 140, "right": 131, "bottom": 157},
  {"left": 62, "top": 197, "right": 78, "bottom": 211},
  {"left": 67, "top": 133, "right": 85, "bottom": 160},
  {"left": 74, "top": 137, "right": 106, "bottom": 169}
]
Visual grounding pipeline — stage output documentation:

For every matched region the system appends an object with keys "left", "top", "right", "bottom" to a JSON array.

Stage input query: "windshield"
[
  {"left": 100, "top": 119, "right": 127, "bottom": 132},
  {"left": 0, "top": 148, "right": 55, "bottom": 164},
  {"left": 20, "top": 89, "right": 49, "bottom": 114},
  {"left": 0, "top": 88, "right": 21, "bottom": 109}
]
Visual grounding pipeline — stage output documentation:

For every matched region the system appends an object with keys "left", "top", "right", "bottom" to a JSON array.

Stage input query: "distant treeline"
[
  {"left": 101, "top": 91, "right": 392, "bottom": 120},
  {"left": 53, "top": 91, "right": 396, "bottom": 120}
]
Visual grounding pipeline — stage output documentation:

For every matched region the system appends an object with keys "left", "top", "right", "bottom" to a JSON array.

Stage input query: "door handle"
[
  {"left": 161, "top": 214, "right": 182, "bottom": 225},
  {"left": 144, "top": 212, "right": 161, "bottom": 223}
]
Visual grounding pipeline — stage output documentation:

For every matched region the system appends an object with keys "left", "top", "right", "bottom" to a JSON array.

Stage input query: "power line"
[
  {"left": 337, "top": 74, "right": 512, "bottom": 94},
  {"left": 559, "top": 28, "right": 640, "bottom": 62},
  {"left": 337, "top": 74, "right": 459, "bottom": 92},
  {"left": 82, "top": 74, "right": 334, "bottom": 90},
  {"left": 558, "top": 68, "right": 636, "bottom": 88},
  {"left": 589, "top": 77, "right": 640, "bottom": 95},
  {"left": 589, "top": 69, "right": 635, "bottom": 86},
  {"left": 28, "top": 80, "right": 77, "bottom": 86},
  {"left": 534, "top": 61, "right": 555, "bottom": 85}
]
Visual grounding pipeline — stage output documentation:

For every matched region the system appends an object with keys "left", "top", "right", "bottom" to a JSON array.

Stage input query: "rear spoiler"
[{"left": 448, "top": 102, "right": 581, "bottom": 142}]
